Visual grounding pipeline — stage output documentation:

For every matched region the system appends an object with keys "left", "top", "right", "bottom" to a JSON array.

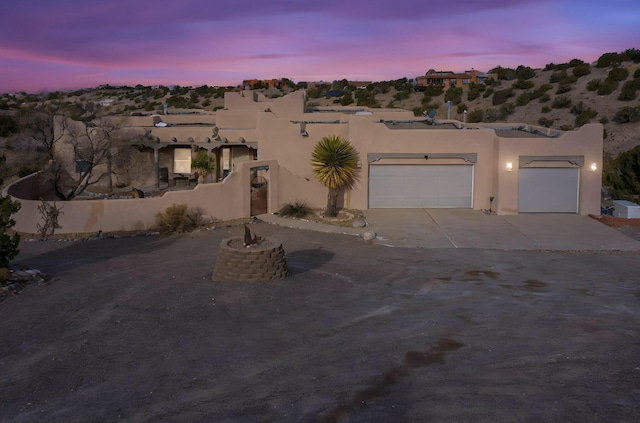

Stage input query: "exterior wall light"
[
  {"left": 590, "top": 163, "right": 597, "bottom": 172},
  {"left": 506, "top": 162, "right": 513, "bottom": 171}
]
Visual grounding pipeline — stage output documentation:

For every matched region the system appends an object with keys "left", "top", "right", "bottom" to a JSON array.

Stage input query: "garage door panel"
[
  {"left": 518, "top": 168, "right": 579, "bottom": 213},
  {"left": 369, "top": 165, "right": 473, "bottom": 208}
]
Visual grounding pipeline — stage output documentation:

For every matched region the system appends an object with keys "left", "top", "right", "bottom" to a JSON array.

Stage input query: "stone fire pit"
[{"left": 212, "top": 237, "right": 288, "bottom": 282}]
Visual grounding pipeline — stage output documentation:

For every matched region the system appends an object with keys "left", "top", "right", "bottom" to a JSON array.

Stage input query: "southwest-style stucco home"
[{"left": 4, "top": 90, "right": 603, "bottom": 234}]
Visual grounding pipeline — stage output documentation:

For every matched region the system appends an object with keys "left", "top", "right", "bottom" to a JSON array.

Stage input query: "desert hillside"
[{"left": 1, "top": 52, "right": 639, "bottom": 187}]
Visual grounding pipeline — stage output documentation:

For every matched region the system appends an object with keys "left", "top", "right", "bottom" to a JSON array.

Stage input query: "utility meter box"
[{"left": 612, "top": 200, "right": 640, "bottom": 219}]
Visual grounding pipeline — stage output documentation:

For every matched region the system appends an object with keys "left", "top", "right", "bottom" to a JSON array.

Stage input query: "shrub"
[
  {"left": 278, "top": 200, "right": 311, "bottom": 218},
  {"left": 513, "top": 79, "right": 534, "bottom": 90},
  {"left": 444, "top": 86, "right": 463, "bottom": 104},
  {"left": 467, "top": 88, "right": 481, "bottom": 101},
  {"left": 484, "top": 108, "right": 500, "bottom": 122},
  {"left": 556, "top": 84, "right": 573, "bottom": 94},
  {"left": 634, "top": 68, "right": 640, "bottom": 79},
  {"left": 1, "top": 195, "right": 21, "bottom": 268},
  {"left": 467, "top": 109, "right": 484, "bottom": 123},
  {"left": 516, "top": 92, "right": 532, "bottom": 106},
  {"left": 586, "top": 78, "right": 602, "bottom": 91},
  {"left": 492, "top": 88, "right": 513, "bottom": 105},
  {"left": 499, "top": 103, "right": 514, "bottom": 119},
  {"left": 613, "top": 106, "right": 640, "bottom": 123},
  {"left": 603, "top": 145, "right": 640, "bottom": 200},
  {"left": 597, "top": 79, "right": 618, "bottom": 95},
  {"left": 618, "top": 80, "right": 640, "bottom": 101},
  {"left": 456, "top": 103, "right": 468, "bottom": 114},
  {"left": 572, "top": 102, "right": 598, "bottom": 126},
  {"left": 541, "top": 106, "right": 551, "bottom": 113},
  {"left": 608, "top": 67, "right": 629, "bottom": 81},
  {"left": 515, "top": 65, "right": 536, "bottom": 80},
  {"left": 538, "top": 94, "right": 551, "bottom": 103},
  {"left": 549, "top": 70, "right": 567, "bottom": 83},
  {"left": 482, "top": 87, "right": 494, "bottom": 98},
  {"left": 552, "top": 96, "right": 572, "bottom": 108},
  {"left": 0, "top": 115, "right": 19, "bottom": 137},
  {"left": 155, "top": 204, "right": 204, "bottom": 232},
  {"left": 597, "top": 52, "right": 621, "bottom": 68},
  {"left": 422, "top": 85, "right": 444, "bottom": 97},
  {"left": 559, "top": 125, "right": 573, "bottom": 131},
  {"left": 538, "top": 117, "right": 554, "bottom": 127},
  {"left": 572, "top": 63, "right": 591, "bottom": 78},
  {"left": 600, "top": 116, "right": 609, "bottom": 125}
]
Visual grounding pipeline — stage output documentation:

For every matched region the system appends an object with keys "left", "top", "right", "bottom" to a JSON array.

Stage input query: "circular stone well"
[{"left": 212, "top": 237, "right": 288, "bottom": 282}]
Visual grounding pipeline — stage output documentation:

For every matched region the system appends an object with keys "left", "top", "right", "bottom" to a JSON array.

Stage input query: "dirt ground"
[{"left": 1, "top": 223, "right": 639, "bottom": 422}]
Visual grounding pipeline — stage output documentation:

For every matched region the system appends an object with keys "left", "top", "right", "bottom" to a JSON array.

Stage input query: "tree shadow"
[{"left": 285, "top": 247, "right": 334, "bottom": 276}]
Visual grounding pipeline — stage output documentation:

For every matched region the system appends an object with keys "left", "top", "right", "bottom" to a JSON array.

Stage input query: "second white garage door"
[
  {"left": 369, "top": 164, "right": 473, "bottom": 208},
  {"left": 518, "top": 167, "right": 579, "bottom": 213}
]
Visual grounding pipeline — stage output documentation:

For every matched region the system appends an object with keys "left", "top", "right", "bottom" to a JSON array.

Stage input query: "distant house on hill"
[
  {"left": 243, "top": 79, "right": 289, "bottom": 90},
  {"left": 416, "top": 69, "right": 497, "bottom": 90}
]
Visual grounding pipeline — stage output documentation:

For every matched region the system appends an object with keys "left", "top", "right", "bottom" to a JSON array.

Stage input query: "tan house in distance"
[
  {"left": 416, "top": 69, "right": 498, "bottom": 89},
  {"left": 5, "top": 89, "right": 603, "bottom": 234}
]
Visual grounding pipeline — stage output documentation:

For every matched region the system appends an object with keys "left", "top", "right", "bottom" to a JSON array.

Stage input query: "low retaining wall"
[{"left": 212, "top": 237, "right": 288, "bottom": 282}]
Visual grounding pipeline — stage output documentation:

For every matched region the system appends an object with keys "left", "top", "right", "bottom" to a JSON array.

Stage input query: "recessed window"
[{"left": 174, "top": 148, "right": 192, "bottom": 173}]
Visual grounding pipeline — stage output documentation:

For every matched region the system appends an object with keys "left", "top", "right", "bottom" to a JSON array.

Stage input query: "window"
[
  {"left": 463, "top": 79, "right": 470, "bottom": 84},
  {"left": 174, "top": 148, "right": 192, "bottom": 173}
]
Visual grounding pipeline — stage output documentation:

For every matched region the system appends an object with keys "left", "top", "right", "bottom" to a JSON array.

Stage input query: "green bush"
[
  {"left": 538, "top": 94, "right": 551, "bottom": 103},
  {"left": 482, "top": 87, "right": 494, "bottom": 98},
  {"left": 613, "top": 106, "right": 640, "bottom": 123},
  {"left": 484, "top": 108, "right": 500, "bottom": 123},
  {"left": 600, "top": 116, "right": 609, "bottom": 125},
  {"left": 572, "top": 63, "right": 591, "bottom": 77},
  {"left": 515, "top": 65, "right": 536, "bottom": 80},
  {"left": 634, "top": 68, "right": 640, "bottom": 79},
  {"left": 513, "top": 79, "right": 534, "bottom": 90},
  {"left": 597, "top": 79, "right": 618, "bottom": 95},
  {"left": 572, "top": 102, "right": 598, "bottom": 126},
  {"left": 551, "top": 96, "right": 572, "bottom": 109},
  {"left": 586, "top": 78, "right": 602, "bottom": 91},
  {"left": 556, "top": 84, "right": 573, "bottom": 94},
  {"left": 1, "top": 195, "right": 21, "bottom": 269},
  {"left": 597, "top": 52, "right": 621, "bottom": 68},
  {"left": 444, "top": 86, "right": 463, "bottom": 104},
  {"left": 618, "top": 80, "right": 639, "bottom": 101},
  {"left": 499, "top": 103, "right": 515, "bottom": 119},
  {"left": 516, "top": 92, "right": 532, "bottom": 106},
  {"left": 541, "top": 106, "right": 551, "bottom": 113},
  {"left": 603, "top": 145, "right": 640, "bottom": 200},
  {"left": 0, "top": 115, "right": 19, "bottom": 137},
  {"left": 456, "top": 103, "right": 468, "bottom": 114},
  {"left": 538, "top": 117, "right": 554, "bottom": 127},
  {"left": 155, "top": 204, "right": 205, "bottom": 232},
  {"left": 467, "top": 88, "right": 481, "bottom": 101},
  {"left": 278, "top": 200, "right": 311, "bottom": 218},
  {"left": 422, "top": 85, "right": 444, "bottom": 97},
  {"left": 492, "top": 88, "right": 513, "bottom": 105},
  {"left": 608, "top": 67, "right": 629, "bottom": 81},
  {"left": 549, "top": 70, "right": 567, "bottom": 83},
  {"left": 467, "top": 109, "right": 484, "bottom": 123}
]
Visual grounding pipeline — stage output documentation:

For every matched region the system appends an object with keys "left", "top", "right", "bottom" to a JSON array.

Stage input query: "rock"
[
  {"left": 363, "top": 231, "right": 377, "bottom": 242},
  {"left": 352, "top": 219, "right": 366, "bottom": 228}
]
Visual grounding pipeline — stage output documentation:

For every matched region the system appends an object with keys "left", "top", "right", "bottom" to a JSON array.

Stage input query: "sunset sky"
[{"left": 1, "top": 0, "right": 639, "bottom": 93}]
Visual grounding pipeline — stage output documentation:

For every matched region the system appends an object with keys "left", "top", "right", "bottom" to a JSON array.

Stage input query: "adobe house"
[
  {"left": 5, "top": 89, "right": 603, "bottom": 234},
  {"left": 416, "top": 69, "right": 498, "bottom": 89}
]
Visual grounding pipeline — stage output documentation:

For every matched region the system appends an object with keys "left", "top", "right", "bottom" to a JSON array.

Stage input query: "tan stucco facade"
[{"left": 5, "top": 90, "right": 603, "bottom": 234}]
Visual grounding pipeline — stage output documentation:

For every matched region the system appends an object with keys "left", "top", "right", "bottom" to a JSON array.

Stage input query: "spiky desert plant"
[{"left": 311, "top": 135, "right": 358, "bottom": 217}]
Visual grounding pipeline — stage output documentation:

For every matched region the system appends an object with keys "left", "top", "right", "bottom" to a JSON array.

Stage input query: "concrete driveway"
[{"left": 363, "top": 209, "right": 640, "bottom": 251}]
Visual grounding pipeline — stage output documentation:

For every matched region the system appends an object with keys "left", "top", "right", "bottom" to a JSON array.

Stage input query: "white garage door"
[
  {"left": 518, "top": 167, "right": 579, "bottom": 213},
  {"left": 369, "top": 164, "right": 473, "bottom": 208}
]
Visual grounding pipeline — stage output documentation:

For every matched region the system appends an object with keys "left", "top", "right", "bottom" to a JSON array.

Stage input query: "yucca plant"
[{"left": 311, "top": 135, "right": 358, "bottom": 217}]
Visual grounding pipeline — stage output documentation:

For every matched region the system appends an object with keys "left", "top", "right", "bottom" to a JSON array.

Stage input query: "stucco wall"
[{"left": 4, "top": 159, "right": 279, "bottom": 234}]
